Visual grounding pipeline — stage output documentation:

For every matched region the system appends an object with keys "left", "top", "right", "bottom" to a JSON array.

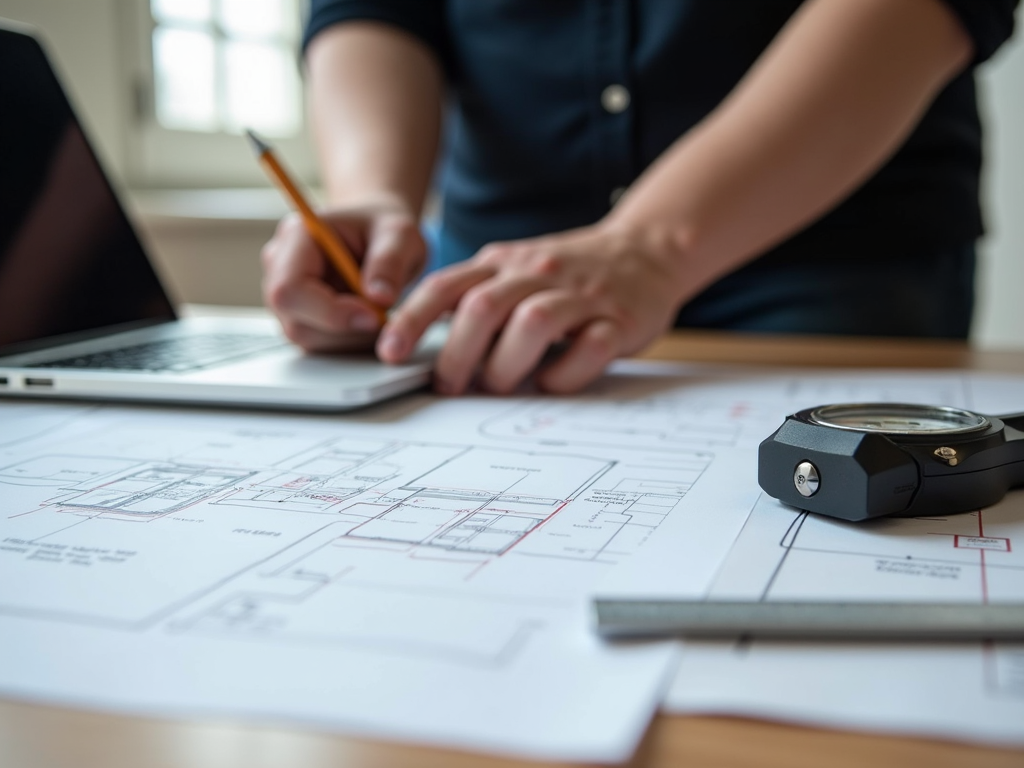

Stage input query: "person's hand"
[
  {"left": 261, "top": 202, "right": 427, "bottom": 352},
  {"left": 377, "top": 221, "right": 689, "bottom": 394}
]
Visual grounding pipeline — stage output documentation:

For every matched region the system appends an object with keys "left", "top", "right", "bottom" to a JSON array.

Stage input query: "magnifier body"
[{"left": 758, "top": 404, "right": 1024, "bottom": 522}]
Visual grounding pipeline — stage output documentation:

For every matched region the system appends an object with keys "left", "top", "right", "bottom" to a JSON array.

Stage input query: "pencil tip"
[{"left": 244, "top": 128, "right": 270, "bottom": 156}]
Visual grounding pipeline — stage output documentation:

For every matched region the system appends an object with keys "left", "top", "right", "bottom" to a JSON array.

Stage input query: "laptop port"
[
  {"left": 24, "top": 377, "right": 54, "bottom": 388},
  {"left": 0, "top": 376, "right": 8, "bottom": 386}
]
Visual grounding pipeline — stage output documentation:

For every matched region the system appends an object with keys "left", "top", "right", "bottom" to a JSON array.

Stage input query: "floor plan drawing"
[
  {"left": 1, "top": 456, "right": 255, "bottom": 519},
  {"left": 0, "top": 409, "right": 712, "bottom": 643},
  {"left": 213, "top": 438, "right": 616, "bottom": 556}
]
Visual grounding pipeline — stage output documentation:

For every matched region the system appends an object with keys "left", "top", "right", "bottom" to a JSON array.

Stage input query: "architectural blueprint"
[{"left": 2, "top": 362, "right": 1023, "bottom": 757}]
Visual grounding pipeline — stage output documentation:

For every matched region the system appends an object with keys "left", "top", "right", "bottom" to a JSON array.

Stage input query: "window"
[
  {"left": 124, "top": 0, "right": 316, "bottom": 188},
  {"left": 150, "top": 0, "right": 301, "bottom": 137}
]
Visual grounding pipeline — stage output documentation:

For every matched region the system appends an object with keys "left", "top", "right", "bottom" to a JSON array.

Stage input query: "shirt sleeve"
[
  {"left": 303, "top": 0, "right": 449, "bottom": 67},
  {"left": 938, "top": 0, "right": 1018, "bottom": 64}
]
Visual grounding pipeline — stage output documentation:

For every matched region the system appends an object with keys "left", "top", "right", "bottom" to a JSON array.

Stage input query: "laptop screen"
[{"left": 0, "top": 26, "right": 176, "bottom": 355}]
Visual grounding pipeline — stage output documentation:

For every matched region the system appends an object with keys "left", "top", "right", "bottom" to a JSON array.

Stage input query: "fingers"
[
  {"left": 361, "top": 214, "right": 428, "bottom": 306},
  {"left": 536, "top": 318, "right": 622, "bottom": 393},
  {"left": 385, "top": 268, "right": 621, "bottom": 395},
  {"left": 262, "top": 216, "right": 382, "bottom": 340},
  {"left": 478, "top": 291, "right": 582, "bottom": 394},
  {"left": 477, "top": 291, "right": 624, "bottom": 394},
  {"left": 380, "top": 233, "right": 630, "bottom": 392},
  {"left": 377, "top": 262, "right": 496, "bottom": 362},
  {"left": 262, "top": 209, "right": 427, "bottom": 350},
  {"left": 433, "top": 276, "right": 555, "bottom": 394},
  {"left": 381, "top": 222, "right": 680, "bottom": 394}
]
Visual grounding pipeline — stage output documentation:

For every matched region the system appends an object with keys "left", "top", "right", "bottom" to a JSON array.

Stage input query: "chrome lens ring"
[{"left": 806, "top": 403, "right": 989, "bottom": 435}]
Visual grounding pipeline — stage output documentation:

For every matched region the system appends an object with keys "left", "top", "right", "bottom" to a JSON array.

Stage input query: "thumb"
[{"left": 361, "top": 216, "right": 428, "bottom": 307}]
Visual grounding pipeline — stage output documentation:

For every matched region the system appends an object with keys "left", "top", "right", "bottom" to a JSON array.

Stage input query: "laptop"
[{"left": 0, "top": 21, "right": 436, "bottom": 411}]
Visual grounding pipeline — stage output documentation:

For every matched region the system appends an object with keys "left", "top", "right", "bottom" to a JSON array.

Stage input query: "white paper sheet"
[{"left": 596, "top": 369, "right": 1024, "bottom": 746}]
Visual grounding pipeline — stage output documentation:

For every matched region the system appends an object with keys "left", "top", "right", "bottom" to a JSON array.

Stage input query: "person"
[{"left": 260, "top": 0, "right": 1017, "bottom": 396}]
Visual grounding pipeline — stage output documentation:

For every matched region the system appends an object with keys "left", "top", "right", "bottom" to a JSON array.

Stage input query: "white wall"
[
  {"left": 975, "top": 32, "right": 1024, "bottom": 349},
  {"left": 1, "top": 0, "right": 1022, "bottom": 344}
]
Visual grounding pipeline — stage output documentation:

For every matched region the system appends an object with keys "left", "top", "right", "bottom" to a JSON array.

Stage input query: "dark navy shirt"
[{"left": 305, "top": 0, "right": 1017, "bottom": 273}]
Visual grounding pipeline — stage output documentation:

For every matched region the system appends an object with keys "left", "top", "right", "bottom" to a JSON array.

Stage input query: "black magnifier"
[{"left": 758, "top": 403, "right": 1024, "bottom": 522}]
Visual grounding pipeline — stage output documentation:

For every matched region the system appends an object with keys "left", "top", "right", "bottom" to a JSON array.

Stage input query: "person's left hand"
[{"left": 375, "top": 220, "right": 689, "bottom": 394}]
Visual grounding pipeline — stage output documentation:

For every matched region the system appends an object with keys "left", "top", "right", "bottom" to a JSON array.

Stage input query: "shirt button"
[
  {"left": 601, "top": 84, "right": 630, "bottom": 114},
  {"left": 609, "top": 187, "right": 627, "bottom": 207}
]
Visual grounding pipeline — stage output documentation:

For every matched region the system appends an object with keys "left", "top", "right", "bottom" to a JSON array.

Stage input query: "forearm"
[
  {"left": 306, "top": 22, "right": 444, "bottom": 215},
  {"left": 607, "top": 0, "right": 974, "bottom": 300}
]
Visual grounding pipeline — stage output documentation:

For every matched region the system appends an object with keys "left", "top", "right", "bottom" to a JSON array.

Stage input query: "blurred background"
[{"left": 1, "top": 0, "right": 1021, "bottom": 348}]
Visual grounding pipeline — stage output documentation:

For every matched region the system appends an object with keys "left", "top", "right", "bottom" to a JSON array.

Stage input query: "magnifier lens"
[{"left": 808, "top": 403, "right": 988, "bottom": 435}]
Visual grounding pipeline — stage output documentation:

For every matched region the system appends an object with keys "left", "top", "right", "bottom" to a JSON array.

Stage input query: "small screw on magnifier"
[{"left": 793, "top": 460, "right": 820, "bottom": 497}]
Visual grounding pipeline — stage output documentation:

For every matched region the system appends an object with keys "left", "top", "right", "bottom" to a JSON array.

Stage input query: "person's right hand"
[{"left": 260, "top": 202, "right": 427, "bottom": 352}]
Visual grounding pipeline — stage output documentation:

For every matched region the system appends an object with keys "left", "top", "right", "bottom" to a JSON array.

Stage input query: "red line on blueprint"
[
  {"left": 463, "top": 560, "right": 490, "bottom": 581},
  {"left": 977, "top": 509, "right": 996, "bottom": 689},
  {"left": 981, "top": 549, "right": 989, "bottom": 604},
  {"left": 464, "top": 499, "right": 572, "bottom": 578}
]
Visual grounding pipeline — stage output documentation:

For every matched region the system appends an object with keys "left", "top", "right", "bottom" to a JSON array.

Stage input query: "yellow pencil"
[{"left": 245, "top": 129, "right": 387, "bottom": 324}]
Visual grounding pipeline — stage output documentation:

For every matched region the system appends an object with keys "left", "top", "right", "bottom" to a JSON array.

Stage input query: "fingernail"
[
  {"left": 350, "top": 311, "right": 379, "bottom": 332},
  {"left": 368, "top": 279, "right": 395, "bottom": 301},
  {"left": 378, "top": 332, "right": 405, "bottom": 360}
]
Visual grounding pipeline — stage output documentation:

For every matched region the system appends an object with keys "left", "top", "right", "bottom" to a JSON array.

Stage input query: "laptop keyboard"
[{"left": 30, "top": 334, "right": 289, "bottom": 374}]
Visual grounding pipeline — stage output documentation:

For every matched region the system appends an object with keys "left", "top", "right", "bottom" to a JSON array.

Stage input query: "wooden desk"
[{"left": 3, "top": 331, "right": 1023, "bottom": 768}]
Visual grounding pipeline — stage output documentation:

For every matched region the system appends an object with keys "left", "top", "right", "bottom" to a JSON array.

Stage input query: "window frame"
[{"left": 118, "top": 0, "right": 317, "bottom": 189}]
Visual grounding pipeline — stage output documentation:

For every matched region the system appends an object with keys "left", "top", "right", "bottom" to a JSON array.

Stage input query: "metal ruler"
[{"left": 593, "top": 599, "right": 1024, "bottom": 641}]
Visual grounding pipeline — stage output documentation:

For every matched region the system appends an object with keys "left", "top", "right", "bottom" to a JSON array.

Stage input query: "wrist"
[
  {"left": 604, "top": 190, "right": 766, "bottom": 308},
  {"left": 596, "top": 213, "right": 704, "bottom": 306}
]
